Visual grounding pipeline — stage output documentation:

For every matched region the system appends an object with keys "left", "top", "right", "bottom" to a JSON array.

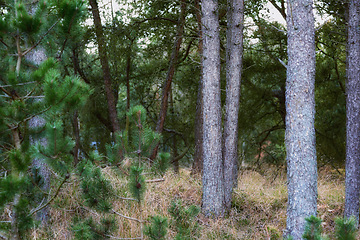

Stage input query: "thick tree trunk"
[
  {"left": 344, "top": 0, "right": 360, "bottom": 224},
  {"left": 149, "top": 0, "right": 186, "bottom": 161},
  {"left": 29, "top": 115, "right": 50, "bottom": 224},
  {"left": 201, "top": 0, "right": 225, "bottom": 217},
  {"left": 284, "top": 0, "right": 317, "bottom": 239},
  {"left": 223, "top": 0, "right": 244, "bottom": 211},
  {"left": 89, "top": 0, "right": 121, "bottom": 137},
  {"left": 192, "top": 0, "right": 204, "bottom": 175}
]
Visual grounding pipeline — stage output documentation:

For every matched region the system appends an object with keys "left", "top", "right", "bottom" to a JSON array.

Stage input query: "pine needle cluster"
[
  {"left": 144, "top": 215, "right": 168, "bottom": 240},
  {"left": 168, "top": 199, "right": 200, "bottom": 239},
  {"left": 78, "top": 161, "right": 114, "bottom": 212}
]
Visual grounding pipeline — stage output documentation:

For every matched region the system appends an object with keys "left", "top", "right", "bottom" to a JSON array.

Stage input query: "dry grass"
[{"left": 23, "top": 166, "right": 351, "bottom": 239}]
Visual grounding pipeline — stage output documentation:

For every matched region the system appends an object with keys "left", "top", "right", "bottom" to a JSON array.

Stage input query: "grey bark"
[
  {"left": 344, "top": 0, "right": 360, "bottom": 224},
  {"left": 26, "top": 3, "right": 51, "bottom": 225},
  {"left": 223, "top": 0, "right": 244, "bottom": 211},
  {"left": 28, "top": 114, "right": 50, "bottom": 224},
  {"left": 284, "top": 0, "right": 317, "bottom": 239},
  {"left": 201, "top": 0, "right": 225, "bottom": 217}
]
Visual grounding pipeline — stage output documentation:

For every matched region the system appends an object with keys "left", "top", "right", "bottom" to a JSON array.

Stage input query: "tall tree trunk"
[
  {"left": 284, "top": 0, "right": 317, "bottom": 239},
  {"left": 125, "top": 42, "right": 133, "bottom": 143},
  {"left": 192, "top": 0, "right": 204, "bottom": 175},
  {"left": 344, "top": 0, "right": 360, "bottom": 224},
  {"left": 223, "top": 0, "right": 244, "bottom": 211},
  {"left": 89, "top": 0, "right": 121, "bottom": 137},
  {"left": 149, "top": 0, "right": 186, "bottom": 161},
  {"left": 201, "top": 0, "right": 225, "bottom": 217},
  {"left": 169, "top": 89, "right": 179, "bottom": 173},
  {"left": 26, "top": 2, "right": 50, "bottom": 225}
]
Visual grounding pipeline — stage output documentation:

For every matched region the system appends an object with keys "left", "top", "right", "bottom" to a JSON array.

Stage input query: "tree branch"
[
  {"left": 145, "top": 178, "right": 164, "bottom": 183},
  {"left": 22, "top": 20, "right": 60, "bottom": 57},
  {"left": 111, "top": 209, "right": 144, "bottom": 223},
  {"left": 28, "top": 174, "right": 69, "bottom": 217}
]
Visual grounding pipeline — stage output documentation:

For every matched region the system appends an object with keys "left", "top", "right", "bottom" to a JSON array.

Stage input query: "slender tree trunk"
[
  {"left": 284, "top": 0, "right": 317, "bottom": 239},
  {"left": 344, "top": 0, "right": 360, "bottom": 224},
  {"left": 149, "top": 0, "right": 186, "bottom": 161},
  {"left": 73, "top": 111, "right": 80, "bottom": 166},
  {"left": 201, "top": 0, "right": 225, "bottom": 217},
  {"left": 125, "top": 42, "right": 133, "bottom": 143},
  {"left": 89, "top": 0, "right": 121, "bottom": 137},
  {"left": 170, "top": 89, "right": 180, "bottom": 173},
  {"left": 192, "top": 0, "right": 204, "bottom": 175},
  {"left": 223, "top": 0, "right": 244, "bottom": 211}
]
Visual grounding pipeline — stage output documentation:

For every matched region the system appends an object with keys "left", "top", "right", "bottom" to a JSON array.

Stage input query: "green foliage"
[
  {"left": 14, "top": 3, "right": 42, "bottom": 34},
  {"left": 8, "top": 147, "right": 32, "bottom": 173},
  {"left": 144, "top": 215, "right": 168, "bottom": 240},
  {"left": 128, "top": 165, "right": 146, "bottom": 202},
  {"left": 152, "top": 152, "right": 170, "bottom": 176},
  {"left": 79, "top": 161, "right": 113, "bottom": 212},
  {"left": 31, "top": 120, "right": 75, "bottom": 175},
  {"left": 14, "top": 197, "right": 34, "bottom": 235},
  {"left": 124, "top": 105, "right": 161, "bottom": 157},
  {"left": 168, "top": 200, "right": 200, "bottom": 239},
  {"left": 334, "top": 217, "right": 357, "bottom": 240},
  {"left": 0, "top": 175, "right": 24, "bottom": 207},
  {"left": 72, "top": 217, "right": 116, "bottom": 240},
  {"left": 303, "top": 216, "right": 323, "bottom": 240}
]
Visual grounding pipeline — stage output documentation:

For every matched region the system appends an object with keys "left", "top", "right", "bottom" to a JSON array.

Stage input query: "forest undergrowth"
[{"left": 4, "top": 166, "right": 349, "bottom": 239}]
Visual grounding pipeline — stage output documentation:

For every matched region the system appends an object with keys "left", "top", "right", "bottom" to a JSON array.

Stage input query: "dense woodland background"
[{"left": 0, "top": 0, "right": 357, "bottom": 239}]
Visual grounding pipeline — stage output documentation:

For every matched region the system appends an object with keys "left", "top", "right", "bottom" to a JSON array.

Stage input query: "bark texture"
[
  {"left": 201, "top": 0, "right": 225, "bottom": 217},
  {"left": 285, "top": 0, "right": 317, "bottom": 238},
  {"left": 149, "top": 0, "right": 186, "bottom": 161},
  {"left": 223, "top": 0, "right": 244, "bottom": 211},
  {"left": 29, "top": 115, "right": 50, "bottom": 224},
  {"left": 89, "top": 0, "right": 120, "bottom": 135},
  {"left": 344, "top": 0, "right": 360, "bottom": 224}
]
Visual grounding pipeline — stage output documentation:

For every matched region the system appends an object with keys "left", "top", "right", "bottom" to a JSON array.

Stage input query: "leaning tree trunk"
[
  {"left": 201, "top": 0, "right": 225, "bottom": 217},
  {"left": 89, "top": 0, "right": 121, "bottom": 137},
  {"left": 223, "top": 0, "right": 244, "bottom": 211},
  {"left": 284, "top": 0, "right": 317, "bottom": 239},
  {"left": 149, "top": 0, "right": 186, "bottom": 161},
  {"left": 344, "top": 0, "right": 360, "bottom": 224}
]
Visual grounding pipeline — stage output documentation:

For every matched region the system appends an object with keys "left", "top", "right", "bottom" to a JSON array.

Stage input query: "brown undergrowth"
[{"left": 25, "top": 166, "right": 349, "bottom": 239}]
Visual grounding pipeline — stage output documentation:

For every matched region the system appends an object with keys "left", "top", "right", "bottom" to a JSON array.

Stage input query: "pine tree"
[
  {"left": 0, "top": 0, "right": 88, "bottom": 238},
  {"left": 334, "top": 217, "right": 357, "bottom": 240},
  {"left": 144, "top": 215, "right": 168, "bottom": 240},
  {"left": 302, "top": 216, "right": 324, "bottom": 240}
]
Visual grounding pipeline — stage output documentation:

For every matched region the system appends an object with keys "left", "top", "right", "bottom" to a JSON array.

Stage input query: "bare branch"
[
  {"left": 28, "top": 174, "right": 69, "bottom": 217},
  {"left": 115, "top": 195, "right": 138, "bottom": 201},
  {"left": 0, "top": 81, "right": 37, "bottom": 88},
  {"left": 22, "top": 20, "right": 60, "bottom": 57},
  {"left": 111, "top": 209, "right": 144, "bottom": 223},
  {"left": 105, "top": 235, "right": 142, "bottom": 240},
  {"left": 145, "top": 178, "right": 165, "bottom": 183}
]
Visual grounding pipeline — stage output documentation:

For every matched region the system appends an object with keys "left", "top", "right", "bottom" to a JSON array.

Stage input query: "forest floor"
[{"left": 28, "top": 165, "right": 349, "bottom": 239}]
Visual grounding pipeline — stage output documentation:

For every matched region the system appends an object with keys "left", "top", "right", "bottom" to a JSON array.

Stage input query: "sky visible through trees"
[{"left": 0, "top": 0, "right": 358, "bottom": 239}]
